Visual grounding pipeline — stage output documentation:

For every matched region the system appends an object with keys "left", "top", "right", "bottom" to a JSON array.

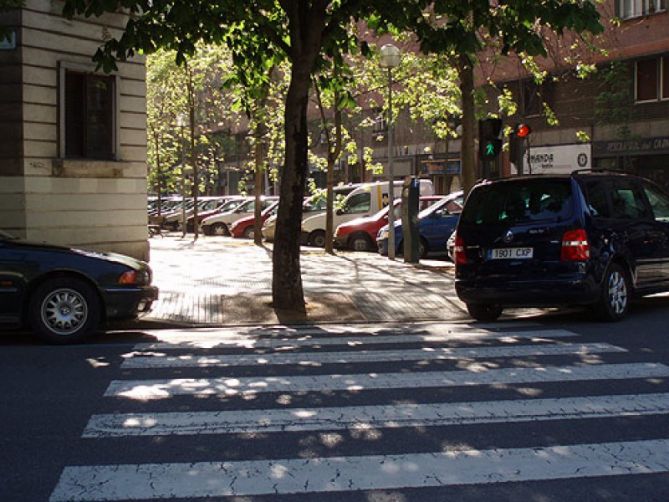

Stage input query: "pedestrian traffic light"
[
  {"left": 516, "top": 123, "right": 532, "bottom": 139},
  {"left": 479, "top": 118, "right": 503, "bottom": 160},
  {"left": 509, "top": 123, "right": 532, "bottom": 163}
]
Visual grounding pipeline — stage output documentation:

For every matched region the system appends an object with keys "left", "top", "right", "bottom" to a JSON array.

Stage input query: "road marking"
[
  {"left": 105, "top": 363, "right": 669, "bottom": 399},
  {"left": 49, "top": 439, "right": 669, "bottom": 500},
  {"left": 131, "top": 329, "right": 576, "bottom": 351},
  {"left": 84, "top": 392, "right": 669, "bottom": 437},
  {"left": 121, "top": 343, "right": 624, "bottom": 369},
  {"left": 132, "top": 321, "right": 543, "bottom": 339}
]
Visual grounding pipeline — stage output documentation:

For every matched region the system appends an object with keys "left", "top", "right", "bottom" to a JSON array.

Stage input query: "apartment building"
[
  {"left": 0, "top": 0, "right": 149, "bottom": 260},
  {"left": 495, "top": 0, "right": 669, "bottom": 188}
]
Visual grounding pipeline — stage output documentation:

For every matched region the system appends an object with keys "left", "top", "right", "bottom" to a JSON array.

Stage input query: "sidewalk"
[{"left": 144, "top": 235, "right": 469, "bottom": 326}]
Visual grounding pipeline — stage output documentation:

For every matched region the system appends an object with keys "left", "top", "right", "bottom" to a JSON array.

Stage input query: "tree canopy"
[{"left": 62, "top": 0, "right": 603, "bottom": 311}]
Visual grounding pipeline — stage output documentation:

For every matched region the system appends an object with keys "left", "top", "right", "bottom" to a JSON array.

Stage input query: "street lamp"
[
  {"left": 379, "top": 43, "right": 401, "bottom": 260},
  {"left": 176, "top": 113, "right": 188, "bottom": 238}
]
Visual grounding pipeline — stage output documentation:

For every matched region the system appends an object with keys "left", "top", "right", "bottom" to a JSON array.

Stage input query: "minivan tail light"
[
  {"left": 454, "top": 234, "right": 467, "bottom": 266},
  {"left": 561, "top": 229, "right": 590, "bottom": 261}
]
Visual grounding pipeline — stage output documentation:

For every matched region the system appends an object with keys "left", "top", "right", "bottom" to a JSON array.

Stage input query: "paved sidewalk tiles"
[{"left": 145, "top": 235, "right": 466, "bottom": 326}]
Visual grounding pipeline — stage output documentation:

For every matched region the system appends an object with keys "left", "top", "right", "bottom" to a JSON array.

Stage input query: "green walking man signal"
[{"left": 478, "top": 118, "right": 503, "bottom": 160}]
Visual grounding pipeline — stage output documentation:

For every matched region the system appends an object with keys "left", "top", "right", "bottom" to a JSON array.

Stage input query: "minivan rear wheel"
[
  {"left": 595, "top": 263, "right": 630, "bottom": 322},
  {"left": 466, "top": 303, "right": 503, "bottom": 322}
]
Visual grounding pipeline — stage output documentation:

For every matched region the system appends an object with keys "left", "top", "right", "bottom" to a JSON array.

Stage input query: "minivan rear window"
[{"left": 462, "top": 179, "right": 573, "bottom": 225}]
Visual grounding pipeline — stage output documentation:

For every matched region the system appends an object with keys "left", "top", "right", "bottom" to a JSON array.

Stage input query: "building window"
[
  {"left": 521, "top": 79, "right": 552, "bottom": 117},
  {"left": 64, "top": 71, "right": 115, "bottom": 159},
  {"left": 372, "top": 108, "right": 387, "bottom": 134},
  {"left": 617, "top": 0, "right": 666, "bottom": 19},
  {"left": 634, "top": 58, "right": 660, "bottom": 103}
]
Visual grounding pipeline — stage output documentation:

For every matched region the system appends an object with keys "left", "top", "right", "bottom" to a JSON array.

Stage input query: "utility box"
[{"left": 402, "top": 177, "right": 420, "bottom": 263}]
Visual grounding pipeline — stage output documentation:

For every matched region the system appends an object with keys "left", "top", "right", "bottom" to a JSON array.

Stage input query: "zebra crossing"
[{"left": 50, "top": 322, "right": 669, "bottom": 501}]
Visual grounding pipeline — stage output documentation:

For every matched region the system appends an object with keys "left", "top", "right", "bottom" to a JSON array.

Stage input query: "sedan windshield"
[{"left": 419, "top": 193, "right": 463, "bottom": 219}]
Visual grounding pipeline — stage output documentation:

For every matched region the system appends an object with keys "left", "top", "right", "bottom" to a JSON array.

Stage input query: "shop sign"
[
  {"left": 420, "top": 159, "right": 461, "bottom": 175},
  {"left": 593, "top": 137, "right": 669, "bottom": 157},
  {"left": 523, "top": 143, "right": 591, "bottom": 174}
]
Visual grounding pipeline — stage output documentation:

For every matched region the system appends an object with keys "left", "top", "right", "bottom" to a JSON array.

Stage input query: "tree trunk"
[
  {"left": 253, "top": 123, "right": 264, "bottom": 245},
  {"left": 272, "top": 65, "right": 311, "bottom": 312},
  {"left": 459, "top": 55, "right": 477, "bottom": 197},
  {"left": 324, "top": 158, "right": 335, "bottom": 254},
  {"left": 187, "top": 65, "right": 199, "bottom": 241},
  {"left": 154, "top": 129, "right": 162, "bottom": 217},
  {"left": 272, "top": 1, "right": 327, "bottom": 312}
]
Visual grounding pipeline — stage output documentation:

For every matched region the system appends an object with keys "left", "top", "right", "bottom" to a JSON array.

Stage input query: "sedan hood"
[
  {"left": 339, "top": 215, "right": 375, "bottom": 229},
  {"left": 8, "top": 239, "right": 145, "bottom": 270},
  {"left": 74, "top": 249, "right": 146, "bottom": 270}
]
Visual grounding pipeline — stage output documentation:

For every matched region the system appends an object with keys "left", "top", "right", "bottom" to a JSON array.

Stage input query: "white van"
[
  {"left": 301, "top": 179, "right": 434, "bottom": 247},
  {"left": 262, "top": 184, "right": 360, "bottom": 242}
]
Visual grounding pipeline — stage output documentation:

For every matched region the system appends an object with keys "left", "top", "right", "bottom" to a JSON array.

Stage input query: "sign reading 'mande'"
[{"left": 523, "top": 143, "right": 591, "bottom": 174}]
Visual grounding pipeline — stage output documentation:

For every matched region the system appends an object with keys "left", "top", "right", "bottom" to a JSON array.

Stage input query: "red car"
[
  {"left": 334, "top": 195, "right": 443, "bottom": 251},
  {"left": 230, "top": 201, "right": 279, "bottom": 238}
]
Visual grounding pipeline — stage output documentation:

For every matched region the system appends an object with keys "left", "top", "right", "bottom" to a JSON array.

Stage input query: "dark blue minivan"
[{"left": 454, "top": 172, "right": 669, "bottom": 321}]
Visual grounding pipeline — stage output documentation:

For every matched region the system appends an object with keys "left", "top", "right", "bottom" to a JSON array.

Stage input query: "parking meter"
[{"left": 402, "top": 177, "right": 420, "bottom": 263}]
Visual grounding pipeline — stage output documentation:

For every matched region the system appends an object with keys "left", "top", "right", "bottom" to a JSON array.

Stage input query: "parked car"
[
  {"left": 157, "top": 199, "right": 195, "bottom": 230},
  {"left": 163, "top": 197, "right": 226, "bottom": 231},
  {"left": 185, "top": 196, "right": 244, "bottom": 233},
  {"left": 454, "top": 171, "right": 669, "bottom": 322},
  {"left": 201, "top": 196, "right": 278, "bottom": 236},
  {"left": 446, "top": 229, "right": 456, "bottom": 262},
  {"left": 377, "top": 191, "right": 464, "bottom": 258},
  {"left": 0, "top": 230, "right": 158, "bottom": 343},
  {"left": 302, "top": 180, "right": 434, "bottom": 247},
  {"left": 262, "top": 185, "right": 359, "bottom": 242},
  {"left": 148, "top": 197, "right": 182, "bottom": 225},
  {"left": 230, "top": 201, "right": 279, "bottom": 238},
  {"left": 334, "top": 196, "right": 444, "bottom": 251}
]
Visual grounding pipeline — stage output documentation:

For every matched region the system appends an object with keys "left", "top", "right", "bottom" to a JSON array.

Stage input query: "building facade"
[
  {"left": 496, "top": 1, "right": 669, "bottom": 188},
  {"left": 0, "top": 0, "right": 149, "bottom": 260}
]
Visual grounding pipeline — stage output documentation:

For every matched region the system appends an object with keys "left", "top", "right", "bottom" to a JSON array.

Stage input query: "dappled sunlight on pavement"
[{"left": 146, "top": 236, "right": 471, "bottom": 325}]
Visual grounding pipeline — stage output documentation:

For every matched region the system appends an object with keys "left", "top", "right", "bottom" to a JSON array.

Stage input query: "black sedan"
[{"left": 0, "top": 230, "right": 158, "bottom": 343}]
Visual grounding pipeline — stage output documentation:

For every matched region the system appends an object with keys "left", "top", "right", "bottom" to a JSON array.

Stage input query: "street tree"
[
  {"left": 62, "top": 0, "right": 602, "bottom": 312},
  {"left": 61, "top": 0, "right": 430, "bottom": 312},
  {"left": 312, "top": 34, "right": 366, "bottom": 254},
  {"left": 147, "top": 44, "right": 235, "bottom": 232},
  {"left": 411, "top": 1, "right": 602, "bottom": 194}
]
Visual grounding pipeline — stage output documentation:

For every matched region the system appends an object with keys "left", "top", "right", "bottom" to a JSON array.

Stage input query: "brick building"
[{"left": 489, "top": 0, "right": 669, "bottom": 187}]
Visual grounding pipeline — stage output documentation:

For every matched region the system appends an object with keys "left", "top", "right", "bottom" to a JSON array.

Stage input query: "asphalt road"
[{"left": 2, "top": 300, "right": 669, "bottom": 501}]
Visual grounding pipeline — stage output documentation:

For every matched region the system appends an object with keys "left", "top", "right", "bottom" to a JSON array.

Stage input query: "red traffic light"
[{"left": 516, "top": 123, "right": 531, "bottom": 139}]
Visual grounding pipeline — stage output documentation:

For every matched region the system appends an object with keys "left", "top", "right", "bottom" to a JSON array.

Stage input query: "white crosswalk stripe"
[
  {"left": 106, "top": 362, "right": 669, "bottom": 399},
  {"left": 50, "top": 325, "right": 669, "bottom": 500},
  {"left": 121, "top": 342, "right": 624, "bottom": 368},
  {"left": 131, "top": 326, "right": 571, "bottom": 351},
  {"left": 50, "top": 439, "right": 669, "bottom": 501},
  {"left": 84, "top": 392, "right": 669, "bottom": 437}
]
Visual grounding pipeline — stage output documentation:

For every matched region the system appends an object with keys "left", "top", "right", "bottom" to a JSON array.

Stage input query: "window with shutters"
[
  {"left": 617, "top": 0, "right": 666, "bottom": 19},
  {"left": 63, "top": 70, "right": 116, "bottom": 160}
]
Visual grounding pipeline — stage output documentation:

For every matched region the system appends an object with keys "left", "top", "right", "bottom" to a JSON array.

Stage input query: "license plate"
[{"left": 490, "top": 247, "right": 533, "bottom": 260}]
